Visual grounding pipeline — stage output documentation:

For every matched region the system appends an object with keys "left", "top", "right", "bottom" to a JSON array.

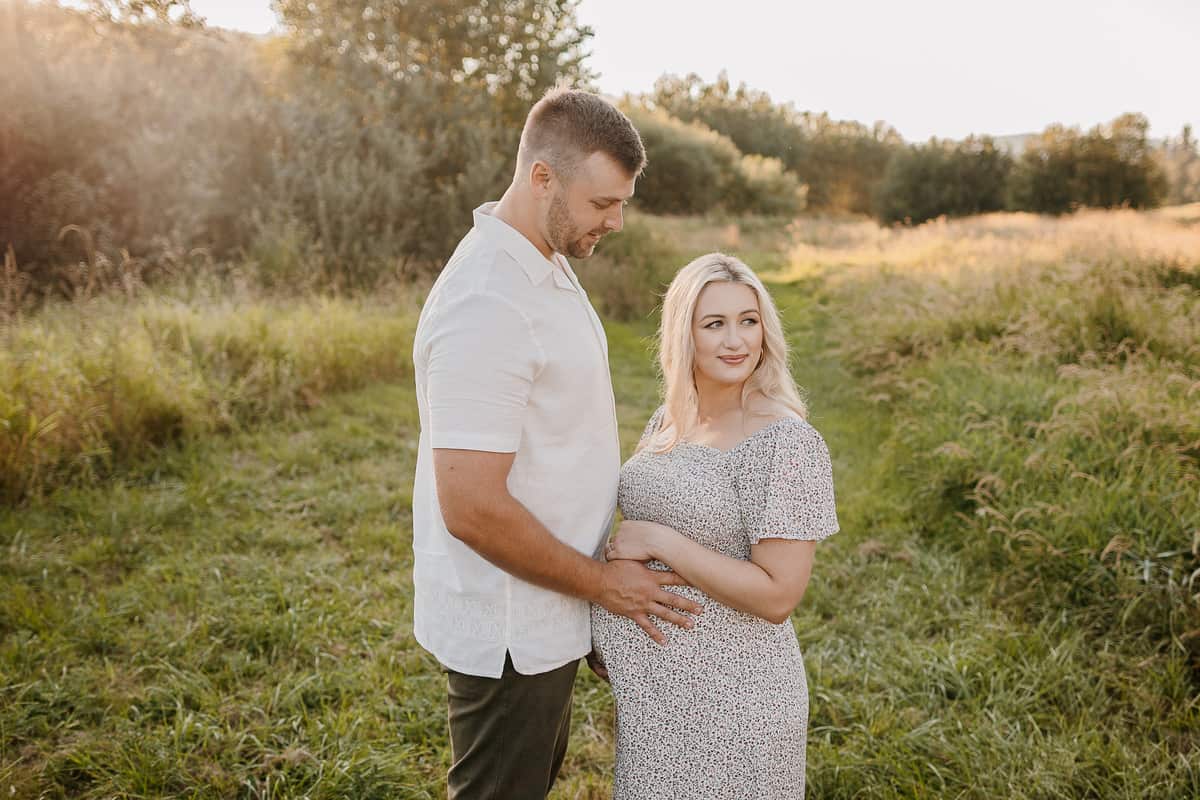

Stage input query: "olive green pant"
[{"left": 445, "top": 652, "right": 579, "bottom": 800}]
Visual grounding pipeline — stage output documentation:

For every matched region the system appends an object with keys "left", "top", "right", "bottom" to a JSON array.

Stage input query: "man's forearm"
[{"left": 447, "top": 494, "right": 605, "bottom": 603}]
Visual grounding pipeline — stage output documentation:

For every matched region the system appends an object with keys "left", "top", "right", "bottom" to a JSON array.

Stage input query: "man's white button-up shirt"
[{"left": 411, "top": 202, "right": 620, "bottom": 678}]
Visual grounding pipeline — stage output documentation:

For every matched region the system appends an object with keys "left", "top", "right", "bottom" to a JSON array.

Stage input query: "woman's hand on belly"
[
  {"left": 622, "top": 520, "right": 819, "bottom": 625},
  {"left": 605, "top": 519, "right": 671, "bottom": 562}
]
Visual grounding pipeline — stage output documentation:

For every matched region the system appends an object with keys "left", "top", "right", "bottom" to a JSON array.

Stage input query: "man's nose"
[{"left": 605, "top": 205, "right": 624, "bottom": 232}]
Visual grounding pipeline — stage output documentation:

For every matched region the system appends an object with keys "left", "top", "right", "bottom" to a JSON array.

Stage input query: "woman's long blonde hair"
[{"left": 646, "top": 252, "right": 808, "bottom": 453}]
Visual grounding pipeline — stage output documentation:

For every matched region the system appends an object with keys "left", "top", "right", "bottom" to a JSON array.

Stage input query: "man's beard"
[{"left": 547, "top": 191, "right": 604, "bottom": 259}]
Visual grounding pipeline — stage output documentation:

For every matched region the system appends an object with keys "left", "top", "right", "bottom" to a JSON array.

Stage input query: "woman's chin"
[{"left": 696, "top": 366, "right": 752, "bottom": 388}]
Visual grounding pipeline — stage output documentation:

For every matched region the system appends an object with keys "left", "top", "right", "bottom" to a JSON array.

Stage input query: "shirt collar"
[{"left": 472, "top": 202, "right": 578, "bottom": 292}]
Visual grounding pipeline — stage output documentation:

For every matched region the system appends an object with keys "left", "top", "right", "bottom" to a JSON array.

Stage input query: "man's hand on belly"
[{"left": 595, "top": 560, "right": 702, "bottom": 646}]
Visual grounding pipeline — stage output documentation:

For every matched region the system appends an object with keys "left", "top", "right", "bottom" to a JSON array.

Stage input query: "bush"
[
  {"left": 582, "top": 214, "right": 682, "bottom": 321},
  {"left": 725, "top": 154, "right": 808, "bottom": 217},
  {"left": 1008, "top": 114, "right": 1168, "bottom": 213},
  {"left": 622, "top": 106, "right": 742, "bottom": 215},
  {"left": 874, "top": 137, "right": 1012, "bottom": 224},
  {"left": 649, "top": 72, "right": 901, "bottom": 214},
  {"left": 0, "top": 0, "right": 589, "bottom": 295},
  {"left": 625, "top": 106, "right": 805, "bottom": 218},
  {"left": 0, "top": 289, "right": 418, "bottom": 502},
  {"left": 0, "top": 2, "right": 275, "bottom": 289}
]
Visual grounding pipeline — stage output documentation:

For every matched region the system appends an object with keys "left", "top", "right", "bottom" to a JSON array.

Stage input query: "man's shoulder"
[{"left": 432, "top": 231, "right": 530, "bottom": 302}]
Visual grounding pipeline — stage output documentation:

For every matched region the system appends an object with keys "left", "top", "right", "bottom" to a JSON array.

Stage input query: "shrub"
[
  {"left": 582, "top": 214, "right": 682, "bottom": 321},
  {"left": 649, "top": 72, "right": 901, "bottom": 214},
  {"left": 1008, "top": 114, "right": 1168, "bottom": 213},
  {"left": 625, "top": 106, "right": 805, "bottom": 218},
  {"left": 622, "top": 106, "right": 742, "bottom": 215},
  {"left": 0, "top": 0, "right": 589, "bottom": 295},
  {"left": 0, "top": 290, "right": 418, "bottom": 502},
  {"left": 874, "top": 137, "right": 1012, "bottom": 224}
]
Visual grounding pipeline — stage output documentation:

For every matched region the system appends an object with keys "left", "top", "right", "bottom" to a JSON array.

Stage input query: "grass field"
[{"left": 1, "top": 208, "right": 1198, "bottom": 798}]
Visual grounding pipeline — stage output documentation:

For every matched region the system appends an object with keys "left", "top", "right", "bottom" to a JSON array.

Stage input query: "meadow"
[{"left": 1, "top": 206, "right": 1198, "bottom": 798}]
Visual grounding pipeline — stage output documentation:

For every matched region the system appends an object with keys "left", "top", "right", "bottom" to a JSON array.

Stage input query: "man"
[{"left": 411, "top": 87, "right": 703, "bottom": 799}]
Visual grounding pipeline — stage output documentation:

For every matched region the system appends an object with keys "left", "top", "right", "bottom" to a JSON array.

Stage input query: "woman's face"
[{"left": 691, "top": 281, "right": 763, "bottom": 389}]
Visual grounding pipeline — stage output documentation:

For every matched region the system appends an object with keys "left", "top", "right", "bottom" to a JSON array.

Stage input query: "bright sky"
[{"left": 190, "top": 0, "right": 1198, "bottom": 142}]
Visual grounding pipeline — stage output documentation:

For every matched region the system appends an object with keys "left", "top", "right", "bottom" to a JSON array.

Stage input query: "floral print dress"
[{"left": 591, "top": 407, "right": 840, "bottom": 799}]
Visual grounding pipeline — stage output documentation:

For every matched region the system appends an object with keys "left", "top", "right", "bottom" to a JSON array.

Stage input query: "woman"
[{"left": 590, "top": 252, "right": 839, "bottom": 799}]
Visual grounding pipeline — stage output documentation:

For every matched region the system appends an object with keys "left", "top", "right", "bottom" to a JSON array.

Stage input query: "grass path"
[{"left": 2, "top": 280, "right": 1195, "bottom": 798}]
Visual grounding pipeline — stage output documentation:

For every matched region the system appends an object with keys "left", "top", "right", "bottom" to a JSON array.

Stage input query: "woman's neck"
[{"left": 695, "top": 377, "right": 746, "bottom": 423}]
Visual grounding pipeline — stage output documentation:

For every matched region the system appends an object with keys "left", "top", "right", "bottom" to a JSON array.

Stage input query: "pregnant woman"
[{"left": 590, "top": 252, "right": 839, "bottom": 799}]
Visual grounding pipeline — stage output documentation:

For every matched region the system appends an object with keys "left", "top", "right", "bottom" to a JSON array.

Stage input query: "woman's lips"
[{"left": 719, "top": 354, "right": 748, "bottom": 365}]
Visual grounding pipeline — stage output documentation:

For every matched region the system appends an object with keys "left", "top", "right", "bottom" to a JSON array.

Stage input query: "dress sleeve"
[
  {"left": 743, "top": 420, "right": 840, "bottom": 545},
  {"left": 636, "top": 405, "right": 666, "bottom": 450}
]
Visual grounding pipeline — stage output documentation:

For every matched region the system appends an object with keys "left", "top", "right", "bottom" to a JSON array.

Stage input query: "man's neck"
[{"left": 493, "top": 188, "right": 555, "bottom": 261}]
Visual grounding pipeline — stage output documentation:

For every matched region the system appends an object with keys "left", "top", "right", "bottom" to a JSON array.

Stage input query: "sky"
[{"left": 189, "top": 0, "right": 1198, "bottom": 142}]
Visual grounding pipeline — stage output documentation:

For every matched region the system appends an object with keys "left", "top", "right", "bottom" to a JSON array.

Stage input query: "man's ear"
[{"left": 529, "top": 160, "right": 554, "bottom": 198}]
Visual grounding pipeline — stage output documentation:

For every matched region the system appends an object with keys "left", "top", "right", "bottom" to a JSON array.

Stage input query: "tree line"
[
  {"left": 2, "top": 0, "right": 1195, "bottom": 298},
  {"left": 646, "top": 73, "right": 1187, "bottom": 225}
]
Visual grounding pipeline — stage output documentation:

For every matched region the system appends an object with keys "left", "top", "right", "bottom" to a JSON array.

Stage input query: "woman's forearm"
[{"left": 653, "top": 529, "right": 798, "bottom": 624}]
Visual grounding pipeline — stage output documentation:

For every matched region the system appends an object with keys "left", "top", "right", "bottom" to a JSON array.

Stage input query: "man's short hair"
[{"left": 518, "top": 87, "right": 647, "bottom": 180}]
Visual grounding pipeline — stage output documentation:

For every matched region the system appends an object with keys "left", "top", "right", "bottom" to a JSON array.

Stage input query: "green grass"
[
  {"left": 3, "top": 211, "right": 1199, "bottom": 797},
  {"left": 0, "top": 287, "right": 420, "bottom": 503}
]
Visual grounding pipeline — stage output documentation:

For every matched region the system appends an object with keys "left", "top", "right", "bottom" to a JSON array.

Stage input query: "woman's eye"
[
  {"left": 741, "top": 318, "right": 759, "bottom": 326},
  {"left": 705, "top": 320, "right": 723, "bottom": 329}
]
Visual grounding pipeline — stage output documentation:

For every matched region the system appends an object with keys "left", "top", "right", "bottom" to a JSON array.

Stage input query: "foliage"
[
  {"left": 251, "top": 60, "right": 511, "bottom": 280},
  {"left": 874, "top": 137, "right": 1012, "bottom": 224},
  {"left": 0, "top": 1, "right": 273, "bottom": 291},
  {"left": 271, "top": 0, "right": 594, "bottom": 129},
  {"left": 582, "top": 213, "right": 681, "bottom": 321},
  {"left": 82, "top": 0, "right": 203, "bottom": 26},
  {"left": 1008, "top": 113, "right": 1168, "bottom": 213},
  {"left": 649, "top": 72, "right": 901, "bottom": 214},
  {"left": 779, "top": 208, "right": 1200, "bottom": 669},
  {"left": 0, "top": 0, "right": 592, "bottom": 295},
  {"left": 1160, "top": 124, "right": 1200, "bottom": 205},
  {"left": 0, "top": 285, "right": 419, "bottom": 503},
  {"left": 623, "top": 106, "right": 741, "bottom": 215},
  {"left": 623, "top": 105, "right": 805, "bottom": 218}
]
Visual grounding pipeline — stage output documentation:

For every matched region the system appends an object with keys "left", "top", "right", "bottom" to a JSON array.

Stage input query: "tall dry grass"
[
  {"left": 0, "top": 282, "right": 418, "bottom": 503},
  {"left": 773, "top": 206, "right": 1200, "bottom": 666}
]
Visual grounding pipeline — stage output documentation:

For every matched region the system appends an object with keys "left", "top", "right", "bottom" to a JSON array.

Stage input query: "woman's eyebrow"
[{"left": 698, "top": 309, "right": 758, "bottom": 321}]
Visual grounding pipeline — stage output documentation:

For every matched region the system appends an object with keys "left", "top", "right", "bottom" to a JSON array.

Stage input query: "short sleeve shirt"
[{"left": 411, "top": 202, "right": 620, "bottom": 678}]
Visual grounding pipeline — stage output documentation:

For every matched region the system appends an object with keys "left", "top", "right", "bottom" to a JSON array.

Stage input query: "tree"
[
  {"left": 649, "top": 72, "right": 901, "bottom": 214},
  {"left": 622, "top": 105, "right": 805, "bottom": 217},
  {"left": 83, "top": 0, "right": 204, "bottom": 26},
  {"left": 874, "top": 137, "right": 1012, "bottom": 224},
  {"left": 1160, "top": 124, "right": 1200, "bottom": 205},
  {"left": 272, "top": 0, "right": 594, "bottom": 128},
  {"left": 1008, "top": 113, "right": 1167, "bottom": 213}
]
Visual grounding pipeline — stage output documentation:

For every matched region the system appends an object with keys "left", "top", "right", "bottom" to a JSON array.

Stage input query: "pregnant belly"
[{"left": 590, "top": 586, "right": 798, "bottom": 684}]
